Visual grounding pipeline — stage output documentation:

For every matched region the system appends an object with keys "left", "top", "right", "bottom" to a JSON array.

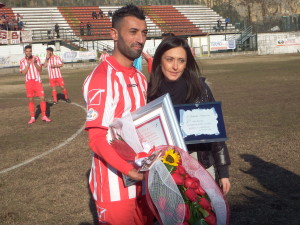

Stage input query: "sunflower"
[{"left": 161, "top": 148, "right": 180, "bottom": 166}]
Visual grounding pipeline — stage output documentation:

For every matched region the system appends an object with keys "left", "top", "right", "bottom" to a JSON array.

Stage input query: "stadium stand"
[
  {"left": 1, "top": 5, "right": 236, "bottom": 46},
  {"left": 174, "top": 5, "right": 236, "bottom": 33},
  {"left": 0, "top": 8, "right": 14, "bottom": 19},
  {"left": 141, "top": 5, "right": 203, "bottom": 36},
  {"left": 58, "top": 6, "right": 111, "bottom": 40},
  {"left": 11, "top": 7, "right": 75, "bottom": 41},
  {"left": 58, "top": 6, "right": 162, "bottom": 40}
]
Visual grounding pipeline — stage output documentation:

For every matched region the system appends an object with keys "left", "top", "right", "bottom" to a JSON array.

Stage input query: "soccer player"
[
  {"left": 43, "top": 47, "right": 71, "bottom": 104},
  {"left": 98, "top": 48, "right": 110, "bottom": 64},
  {"left": 20, "top": 45, "right": 51, "bottom": 124},
  {"left": 83, "top": 5, "right": 153, "bottom": 225}
]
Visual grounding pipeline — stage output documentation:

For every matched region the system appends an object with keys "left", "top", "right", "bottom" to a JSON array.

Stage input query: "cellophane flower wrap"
[
  {"left": 109, "top": 115, "right": 229, "bottom": 225},
  {"left": 146, "top": 146, "right": 229, "bottom": 225}
]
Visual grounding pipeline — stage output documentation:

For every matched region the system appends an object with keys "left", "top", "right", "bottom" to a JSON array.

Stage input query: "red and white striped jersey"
[
  {"left": 46, "top": 55, "right": 63, "bottom": 79},
  {"left": 20, "top": 56, "right": 42, "bottom": 82},
  {"left": 83, "top": 56, "right": 147, "bottom": 203},
  {"left": 99, "top": 52, "right": 110, "bottom": 62}
]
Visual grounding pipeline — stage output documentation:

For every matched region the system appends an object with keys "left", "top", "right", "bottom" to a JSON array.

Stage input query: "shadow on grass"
[
  {"left": 230, "top": 154, "right": 300, "bottom": 225},
  {"left": 34, "top": 101, "right": 53, "bottom": 119},
  {"left": 79, "top": 170, "right": 99, "bottom": 225},
  {"left": 57, "top": 92, "right": 68, "bottom": 101}
]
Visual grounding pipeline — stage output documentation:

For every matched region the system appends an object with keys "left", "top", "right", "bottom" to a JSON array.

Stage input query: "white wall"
[
  {"left": 0, "top": 43, "right": 96, "bottom": 68},
  {"left": 1, "top": 31, "right": 300, "bottom": 68},
  {"left": 257, "top": 32, "right": 300, "bottom": 55}
]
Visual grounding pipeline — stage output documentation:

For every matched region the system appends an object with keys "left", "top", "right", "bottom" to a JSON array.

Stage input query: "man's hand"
[
  {"left": 127, "top": 168, "right": 144, "bottom": 181},
  {"left": 46, "top": 53, "right": 51, "bottom": 60},
  {"left": 26, "top": 59, "right": 32, "bottom": 66}
]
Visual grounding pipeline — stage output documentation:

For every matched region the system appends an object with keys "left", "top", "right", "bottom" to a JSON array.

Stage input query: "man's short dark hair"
[
  {"left": 162, "top": 32, "right": 175, "bottom": 40},
  {"left": 24, "top": 45, "right": 32, "bottom": 50},
  {"left": 112, "top": 4, "right": 145, "bottom": 28},
  {"left": 46, "top": 47, "right": 54, "bottom": 52}
]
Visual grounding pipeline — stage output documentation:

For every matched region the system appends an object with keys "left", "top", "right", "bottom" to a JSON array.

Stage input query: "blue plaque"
[{"left": 173, "top": 102, "right": 228, "bottom": 144}]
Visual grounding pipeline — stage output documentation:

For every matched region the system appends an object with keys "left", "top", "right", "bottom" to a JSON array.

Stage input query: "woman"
[{"left": 147, "top": 37, "right": 231, "bottom": 195}]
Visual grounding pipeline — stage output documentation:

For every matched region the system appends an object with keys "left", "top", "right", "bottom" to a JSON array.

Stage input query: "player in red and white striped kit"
[
  {"left": 83, "top": 5, "right": 153, "bottom": 225},
  {"left": 20, "top": 45, "right": 51, "bottom": 124},
  {"left": 43, "top": 47, "right": 71, "bottom": 104},
  {"left": 98, "top": 48, "right": 110, "bottom": 64}
]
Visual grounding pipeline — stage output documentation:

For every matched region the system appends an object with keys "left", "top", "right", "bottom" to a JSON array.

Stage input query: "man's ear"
[{"left": 110, "top": 28, "right": 118, "bottom": 41}]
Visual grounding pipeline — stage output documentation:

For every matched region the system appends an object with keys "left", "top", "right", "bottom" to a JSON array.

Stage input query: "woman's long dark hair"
[{"left": 147, "top": 37, "right": 206, "bottom": 103}]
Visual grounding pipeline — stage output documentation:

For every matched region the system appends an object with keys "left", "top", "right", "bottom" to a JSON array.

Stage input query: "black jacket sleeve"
[{"left": 194, "top": 78, "right": 232, "bottom": 178}]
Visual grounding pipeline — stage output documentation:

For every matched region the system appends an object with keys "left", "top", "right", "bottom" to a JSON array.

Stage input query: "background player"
[
  {"left": 43, "top": 47, "right": 71, "bottom": 104},
  {"left": 20, "top": 45, "right": 51, "bottom": 124},
  {"left": 98, "top": 48, "right": 110, "bottom": 64}
]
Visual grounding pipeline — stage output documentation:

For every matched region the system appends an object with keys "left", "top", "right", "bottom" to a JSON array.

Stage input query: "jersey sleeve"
[
  {"left": 88, "top": 128, "right": 134, "bottom": 175},
  {"left": 35, "top": 56, "right": 41, "bottom": 67},
  {"left": 83, "top": 63, "right": 113, "bottom": 129},
  {"left": 147, "top": 57, "right": 153, "bottom": 74},
  {"left": 57, "top": 56, "right": 63, "bottom": 65},
  {"left": 19, "top": 59, "right": 25, "bottom": 72}
]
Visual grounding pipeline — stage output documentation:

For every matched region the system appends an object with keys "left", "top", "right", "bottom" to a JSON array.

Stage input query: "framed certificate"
[
  {"left": 132, "top": 93, "right": 187, "bottom": 151},
  {"left": 173, "top": 102, "right": 228, "bottom": 144},
  {"left": 109, "top": 94, "right": 188, "bottom": 187}
]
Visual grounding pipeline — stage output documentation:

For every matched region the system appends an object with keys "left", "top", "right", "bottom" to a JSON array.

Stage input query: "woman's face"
[{"left": 161, "top": 46, "right": 187, "bottom": 81}]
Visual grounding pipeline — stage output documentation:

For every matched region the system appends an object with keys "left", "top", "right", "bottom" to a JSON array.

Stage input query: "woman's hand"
[{"left": 220, "top": 178, "right": 231, "bottom": 195}]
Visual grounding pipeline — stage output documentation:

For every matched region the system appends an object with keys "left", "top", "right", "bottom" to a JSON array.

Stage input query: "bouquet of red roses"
[
  {"left": 146, "top": 146, "right": 229, "bottom": 225},
  {"left": 109, "top": 115, "right": 229, "bottom": 225}
]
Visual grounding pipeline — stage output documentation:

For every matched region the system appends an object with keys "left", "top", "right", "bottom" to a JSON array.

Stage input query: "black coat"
[
  {"left": 149, "top": 77, "right": 231, "bottom": 179},
  {"left": 187, "top": 78, "right": 231, "bottom": 179}
]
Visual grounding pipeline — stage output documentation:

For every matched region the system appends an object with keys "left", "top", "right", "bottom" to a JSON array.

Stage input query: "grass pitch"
[{"left": 0, "top": 54, "right": 299, "bottom": 225}]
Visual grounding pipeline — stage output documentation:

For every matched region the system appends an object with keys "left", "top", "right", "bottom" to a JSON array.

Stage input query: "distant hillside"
[{"left": 197, "top": 0, "right": 300, "bottom": 32}]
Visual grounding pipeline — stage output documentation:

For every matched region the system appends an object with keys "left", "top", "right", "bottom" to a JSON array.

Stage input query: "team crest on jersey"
[
  {"left": 97, "top": 206, "right": 107, "bottom": 223},
  {"left": 88, "top": 89, "right": 105, "bottom": 106},
  {"left": 86, "top": 108, "right": 98, "bottom": 121},
  {"left": 127, "top": 83, "right": 139, "bottom": 88}
]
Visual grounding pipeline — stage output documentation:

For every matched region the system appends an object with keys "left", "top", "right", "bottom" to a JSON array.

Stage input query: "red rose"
[
  {"left": 172, "top": 172, "right": 184, "bottom": 185},
  {"left": 176, "top": 164, "right": 186, "bottom": 175},
  {"left": 204, "top": 212, "right": 217, "bottom": 225},
  {"left": 184, "top": 177, "right": 200, "bottom": 189},
  {"left": 184, "top": 188, "right": 198, "bottom": 202},
  {"left": 194, "top": 185, "right": 206, "bottom": 196},
  {"left": 158, "top": 197, "right": 167, "bottom": 211},
  {"left": 176, "top": 203, "right": 190, "bottom": 221},
  {"left": 185, "top": 173, "right": 191, "bottom": 179},
  {"left": 184, "top": 203, "right": 190, "bottom": 221},
  {"left": 175, "top": 222, "right": 189, "bottom": 225},
  {"left": 199, "top": 197, "right": 212, "bottom": 211}
]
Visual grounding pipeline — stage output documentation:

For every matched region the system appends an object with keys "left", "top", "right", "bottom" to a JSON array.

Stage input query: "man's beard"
[
  {"left": 118, "top": 37, "right": 144, "bottom": 60},
  {"left": 122, "top": 45, "right": 143, "bottom": 60}
]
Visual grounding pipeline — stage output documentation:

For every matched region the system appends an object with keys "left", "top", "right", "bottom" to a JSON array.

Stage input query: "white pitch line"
[{"left": 0, "top": 102, "right": 87, "bottom": 174}]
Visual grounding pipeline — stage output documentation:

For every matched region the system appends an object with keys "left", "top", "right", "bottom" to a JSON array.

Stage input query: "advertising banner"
[
  {"left": 210, "top": 40, "right": 236, "bottom": 51},
  {"left": 62, "top": 50, "right": 97, "bottom": 62},
  {"left": 276, "top": 38, "right": 300, "bottom": 46},
  {"left": 9, "top": 31, "right": 21, "bottom": 44},
  {"left": 21, "top": 30, "right": 33, "bottom": 43},
  {"left": 0, "top": 30, "right": 8, "bottom": 45}
]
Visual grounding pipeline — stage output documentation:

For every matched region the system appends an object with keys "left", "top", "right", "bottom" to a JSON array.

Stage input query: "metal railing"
[
  {"left": 31, "top": 28, "right": 78, "bottom": 42},
  {"left": 79, "top": 39, "right": 113, "bottom": 52},
  {"left": 3, "top": 0, "right": 199, "bottom": 7},
  {"left": 225, "top": 25, "right": 257, "bottom": 51}
]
